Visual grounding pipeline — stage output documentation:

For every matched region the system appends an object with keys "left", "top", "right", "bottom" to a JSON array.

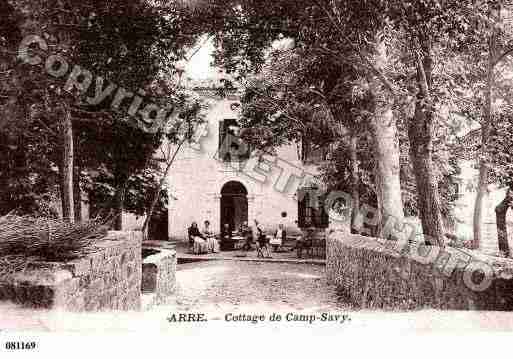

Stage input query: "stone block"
[
  {"left": 60, "top": 258, "right": 91, "bottom": 277},
  {"left": 141, "top": 249, "right": 176, "bottom": 302},
  {"left": 84, "top": 296, "right": 100, "bottom": 312},
  {"left": 79, "top": 275, "right": 92, "bottom": 289},
  {"left": 66, "top": 294, "right": 85, "bottom": 312},
  {"left": 89, "top": 278, "right": 105, "bottom": 293},
  {"left": 62, "top": 277, "right": 81, "bottom": 296},
  {"left": 89, "top": 252, "right": 105, "bottom": 273}
]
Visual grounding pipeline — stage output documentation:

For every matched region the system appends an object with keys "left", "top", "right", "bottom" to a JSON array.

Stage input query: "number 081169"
[{"left": 5, "top": 342, "right": 37, "bottom": 350}]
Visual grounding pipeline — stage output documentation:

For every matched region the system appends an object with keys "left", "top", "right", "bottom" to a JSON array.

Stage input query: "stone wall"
[
  {"left": 142, "top": 247, "right": 176, "bottom": 306},
  {"left": 0, "top": 231, "right": 142, "bottom": 312},
  {"left": 327, "top": 232, "right": 513, "bottom": 311}
]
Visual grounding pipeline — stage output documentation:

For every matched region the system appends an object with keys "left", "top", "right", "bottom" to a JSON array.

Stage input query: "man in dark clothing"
[
  {"left": 221, "top": 223, "right": 234, "bottom": 251},
  {"left": 239, "top": 221, "right": 252, "bottom": 251},
  {"left": 188, "top": 222, "right": 203, "bottom": 247}
]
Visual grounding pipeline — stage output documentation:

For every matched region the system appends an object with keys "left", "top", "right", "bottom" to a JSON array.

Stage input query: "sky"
[
  {"left": 183, "top": 37, "right": 219, "bottom": 80},
  {"left": 181, "top": 35, "right": 295, "bottom": 81}
]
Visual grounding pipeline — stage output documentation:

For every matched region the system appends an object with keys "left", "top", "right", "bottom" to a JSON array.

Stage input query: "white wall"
[{"left": 167, "top": 93, "right": 318, "bottom": 240}]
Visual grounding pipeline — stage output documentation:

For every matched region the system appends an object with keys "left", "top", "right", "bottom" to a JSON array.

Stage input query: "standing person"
[
  {"left": 253, "top": 219, "right": 271, "bottom": 258},
  {"left": 241, "top": 221, "right": 252, "bottom": 251},
  {"left": 203, "top": 220, "right": 219, "bottom": 253},
  {"left": 187, "top": 222, "right": 196, "bottom": 248}
]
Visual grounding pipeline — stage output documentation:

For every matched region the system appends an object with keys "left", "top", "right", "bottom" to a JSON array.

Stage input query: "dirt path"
[{"left": 169, "top": 261, "right": 347, "bottom": 313}]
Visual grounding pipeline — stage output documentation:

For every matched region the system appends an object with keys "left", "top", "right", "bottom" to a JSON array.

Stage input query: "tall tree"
[
  {"left": 3, "top": 0, "right": 204, "bottom": 226},
  {"left": 197, "top": 0, "right": 406, "bottom": 233},
  {"left": 487, "top": 83, "right": 513, "bottom": 257},
  {"left": 473, "top": 1, "right": 513, "bottom": 248}
]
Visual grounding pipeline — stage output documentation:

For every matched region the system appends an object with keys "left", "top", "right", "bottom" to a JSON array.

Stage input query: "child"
[{"left": 253, "top": 220, "right": 271, "bottom": 258}]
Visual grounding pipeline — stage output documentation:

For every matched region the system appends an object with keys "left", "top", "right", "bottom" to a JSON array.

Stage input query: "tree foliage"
[{"left": 0, "top": 0, "right": 205, "bottom": 221}]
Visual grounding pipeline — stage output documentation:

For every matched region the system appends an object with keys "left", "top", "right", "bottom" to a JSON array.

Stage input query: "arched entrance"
[{"left": 220, "top": 181, "right": 248, "bottom": 234}]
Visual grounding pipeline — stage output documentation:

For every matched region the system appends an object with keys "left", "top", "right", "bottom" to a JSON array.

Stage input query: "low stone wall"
[
  {"left": 327, "top": 232, "right": 513, "bottom": 311},
  {"left": 141, "top": 247, "right": 176, "bottom": 305},
  {"left": 0, "top": 231, "right": 142, "bottom": 312}
]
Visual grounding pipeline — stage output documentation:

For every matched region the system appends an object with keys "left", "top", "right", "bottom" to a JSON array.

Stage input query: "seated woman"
[
  {"left": 188, "top": 222, "right": 208, "bottom": 255},
  {"left": 296, "top": 225, "right": 315, "bottom": 258},
  {"left": 270, "top": 223, "right": 286, "bottom": 252},
  {"left": 202, "top": 220, "right": 219, "bottom": 253}
]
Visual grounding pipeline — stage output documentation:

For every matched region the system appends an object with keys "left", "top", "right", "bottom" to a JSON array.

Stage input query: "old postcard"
[{"left": 1, "top": 0, "right": 513, "bottom": 356}]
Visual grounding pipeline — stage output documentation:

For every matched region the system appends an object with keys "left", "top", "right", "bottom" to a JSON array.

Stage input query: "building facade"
[{"left": 166, "top": 89, "right": 321, "bottom": 240}]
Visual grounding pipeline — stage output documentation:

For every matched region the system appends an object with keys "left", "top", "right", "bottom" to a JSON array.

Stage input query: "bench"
[{"left": 296, "top": 231, "right": 326, "bottom": 259}]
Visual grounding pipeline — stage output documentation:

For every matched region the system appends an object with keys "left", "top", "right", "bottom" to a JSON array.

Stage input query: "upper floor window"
[
  {"left": 297, "top": 187, "right": 330, "bottom": 229},
  {"left": 300, "top": 136, "right": 329, "bottom": 164},
  {"left": 218, "top": 119, "right": 251, "bottom": 162}
]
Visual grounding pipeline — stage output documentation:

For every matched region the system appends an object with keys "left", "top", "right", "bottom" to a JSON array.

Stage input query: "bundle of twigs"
[
  {"left": 0, "top": 215, "right": 110, "bottom": 262},
  {"left": 0, "top": 255, "right": 38, "bottom": 281}
]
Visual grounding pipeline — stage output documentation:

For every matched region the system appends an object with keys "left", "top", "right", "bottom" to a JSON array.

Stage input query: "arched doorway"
[{"left": 220, "top": 181, "right": 248, "bottom": 234}]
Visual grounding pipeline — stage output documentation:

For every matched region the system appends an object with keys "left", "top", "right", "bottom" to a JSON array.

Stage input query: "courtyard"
[
  {"left": 0, "top": 259, "right": 346, "bottom": 332},
  {"left": 4, "top": 258, "right": 513, "bottom": 332},
  {"left": 170, "top": 261, "right": 342, "bottom": 312}
]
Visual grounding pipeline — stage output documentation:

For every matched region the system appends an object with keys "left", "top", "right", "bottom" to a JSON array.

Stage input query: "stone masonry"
[
  {"left": 142, "top": 247, "right": 176, "bottom": 305},
  {"left": 327, "top": 232, "right": 513, "bottom": 311},
  {"left": 0, "top": 231, "right": 142, "bottom": 312}
]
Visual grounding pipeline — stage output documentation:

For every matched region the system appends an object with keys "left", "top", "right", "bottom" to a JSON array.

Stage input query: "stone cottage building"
[
  {"left": 118, "top": 83, "right": 512, "bottom": 252},
  {"left": 164, "top": 86, "right": 327, "bottom": 240}
]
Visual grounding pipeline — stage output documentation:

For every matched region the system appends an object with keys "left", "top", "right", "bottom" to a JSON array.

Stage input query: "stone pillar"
[
  {"left": 247, "top": 195, "right": 255, "bottom": 224},
  {"left": 212, "top": 194, "right": 222, "bottom": 233}
]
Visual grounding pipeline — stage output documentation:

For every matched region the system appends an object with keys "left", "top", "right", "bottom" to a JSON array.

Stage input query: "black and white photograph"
[{"left": 1, "top": 0, "right": 513, "bottom": 355}]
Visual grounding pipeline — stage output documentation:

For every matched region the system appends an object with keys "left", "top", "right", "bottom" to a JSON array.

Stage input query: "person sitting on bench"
[
  {"left": 202, "top": 220, "right": 219, "bottom": 253},
  {"left": 270, "top": 223, "right": 286, "bottom": 252},
  {"left": 296, "top": 224, "right": 316, "bottom": 258},
  {"left": 188, "top": 222, "right": 208, "bottom": 254}
]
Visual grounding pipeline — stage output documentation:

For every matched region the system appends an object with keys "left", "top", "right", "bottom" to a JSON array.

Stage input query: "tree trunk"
[
  {"left": 113, "top": 185, "right": 126, "bottom": 230},
  {"left": 370, "top": 105, "right": 404, "bottom": 235},
  {"left": 367, "top": 41, "right": 404, "bottom": 236},
  {"left": 73, "top": 132, "right": 82, "bottom": 223},
  {"left": 409, "top": 132, "right": 445, "bottom": 246},
  {"left": 473, "top": 8, "right": 497, "bottom": 250},
  {"left": 473, "top": 170, "right": 487, "bottom": 248},
  {"left": 409, "top": 39, "right": 445, "bottom": 246},
  {"left": 495, "top": 188, "right": 512, "bottom": 257},
  {"left": 73, "top": 163, "right": 82, "bottom": 222},
  {"left": 142, "top": 185, "right": 163, "bottom": 240},
  {"left": 61, "top": 108, "right": 74, "bottom": 223},
  {"left": 349, "top": 132, "right": 360, "bottom": 234},
  {"left": 142, "top": 140, "right": 185, "bottom": 239}
]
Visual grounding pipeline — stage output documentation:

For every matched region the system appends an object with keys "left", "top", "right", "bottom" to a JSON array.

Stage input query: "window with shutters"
[
  {"left": 218, "top": 119, "right": 250, "bottom": 162},
  {"left": 297, "top": 187, "right": 329, "bottom": 229},
  {"left": 300, "top": 134, "right": 329, "bottom": 164}
]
